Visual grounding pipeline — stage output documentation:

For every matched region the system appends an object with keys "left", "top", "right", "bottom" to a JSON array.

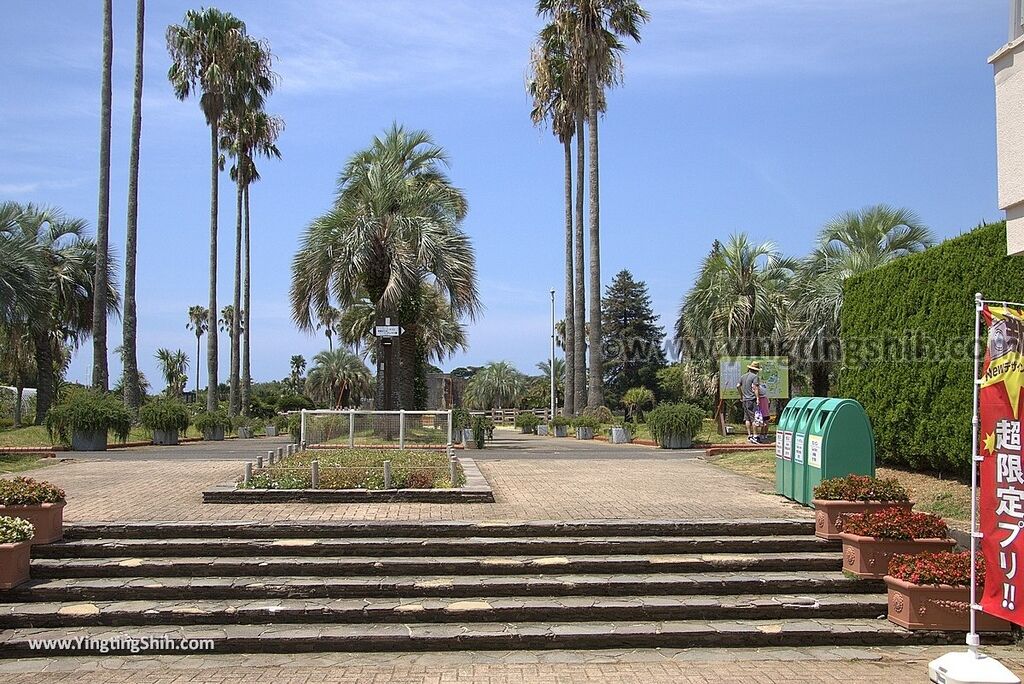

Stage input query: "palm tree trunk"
[
  {"left": 586, "top": 64, "right": 603, "bottom": 408},
  {"left": 811, "top": 362, "right": 830, "bottom": 397},
  {"left": 207, "top": 120, "right": 220, "bottom": 412},
  {"left": 32, "top": 329, "right": 53, "bottom": 425},
  {"left": 91, "top": 0, "right": 113, "bottom": 392},
  {"left": 241, "top": 183, "right": 252, "bottom": 415},
  {"left": 562, "top": 137, "right": 575, "bottom": 417},
  {"left": 397, "top": 324, "right": 417, "bottom": 409},
  {"left": 573, "top": 112, "right": 587, "bottom": 413},
  {"left": 13, "top": 385, "right": 23, "bottom": 429},
  {"left": 229, "top": 174, "right": 242, "bottom": 416},
  {"left": 122, "top": 0, "right": 145, "bottom": 413},
  {"left": 195, "top": 332, "right": 201, "bottom": 396}
]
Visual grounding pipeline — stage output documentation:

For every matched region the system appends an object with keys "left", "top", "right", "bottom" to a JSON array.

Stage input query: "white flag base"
[{"left": 929, "top": 651, "right": 1020, "bottom": 684}]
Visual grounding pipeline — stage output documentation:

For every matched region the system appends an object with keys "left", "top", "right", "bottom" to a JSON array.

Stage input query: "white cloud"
[{"left": 0, "top": 179, "right": 84, "bottom": 195}]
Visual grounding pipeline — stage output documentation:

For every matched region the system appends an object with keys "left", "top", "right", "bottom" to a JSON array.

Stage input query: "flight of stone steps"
[{"left": 0, "top": 520, "right": 994, "bottom": 656}]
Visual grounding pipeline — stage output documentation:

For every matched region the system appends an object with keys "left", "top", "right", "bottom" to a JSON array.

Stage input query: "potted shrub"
[
  {"left": 0, "top": 477, "right": 66, "bottom": 544},
  {"left": 609, "top": 420, "right": 633, "bottom": 444},
  {"left": 139, "top": 398, "right": 190, "bottom": 446},
  {"left": 549, "top": 415, "right": 570, "bottom": 438},
  {"left": 0, "top": 516, "right": 34, "bottom": 589},
  {"left": 646, "top": 402, "right": 703, "bottom": 449},
  {"left": 839, "top": 508, "right": 955, "bottom": 579},
  {"left": 287, "top": 414, "right": 302, "bottom": 444},
  {"left": 812, "top": 475, "right": 914, "bottom": 540},
  {"left": 45, "top": 389, "right": 132, "bottom": 452},
  {"left": 194, "top": 410, "right": 232, "bottom": 442},
  {"left": 573, "top": 415, "right": 600, "bottom": 440},
  {"left": 234, "top": 416, "right": 255, "bottom": 440},
  {"left": 885, "top": 551, "right": 1010, "bottom": 631},
  {"left": 536, "top": 423, "right": 550, "bottom": 436},
  {"left": 514, "top": 412, "right": 540, "bottom": 434}
]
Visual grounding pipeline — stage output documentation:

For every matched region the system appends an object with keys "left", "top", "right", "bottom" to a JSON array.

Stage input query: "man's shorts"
[{"left": 742, "top": 399, "right": 757, "bottom": 423}]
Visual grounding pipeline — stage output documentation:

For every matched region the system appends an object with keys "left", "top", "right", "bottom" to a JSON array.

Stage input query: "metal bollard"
[
  {"left": 450, "top": 457, "right": 458, "bottom": 487},
  {"left": 384, "top": 460, "right": 392, "bottom": 490},
  {"left": 311, "top": 459, "right": 319, "bottom": 489},
  {"left": 257, "top": 454, "right": 264, "bottom": 469},
  {"left": 244, "top": 462, "right": 252, "bottom": 485}
]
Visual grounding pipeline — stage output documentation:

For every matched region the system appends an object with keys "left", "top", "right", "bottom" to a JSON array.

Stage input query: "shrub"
[
  {"left": 514, "top": 412, "right": 539, "bottom": 429},
  {"left": 277, "top": 394, "right": 314, "bottom": 413},
  {"left": 0, "top": 477, "right": 65, "bottom": 505},
  {"left": 645, "top": 402, "right": 704, "bottom": 443},
  {"left": 239, "top": 448, "right": 463, "bottom": 490},
  {"left": 622, "top": 387, "right": 655, "bottom": 420},
  {"left": 581, "top": 405, "right": 613, "bottom": 424},
  {"left": 232, "top": 415, "right": 256, "bottom": 431},
  {"left": 888, "top": 551, "right": 982, "bottom": 586},
  {"left": 193, "top": 410, "right": 232, "bottom": 433},
  {"left": 840, "top": 508, "right": 948, "bottom": 540},
  {"left": 813, "top": 475, "right": 909, "bottom": 502},
  {"left": 471, "top": 415, "right": 489, "bottom": 448},
  {"left": 0, "top": 516, "right": 34, "bottom": 544},
  {"left": 139, "top": 398, "right": 190, "bottom": 434},
  {"left": 571, "top": 415, "right": 601, "bottom": 430},
  {"left": 839, "top": 221, "right": 1021, "bottom": 476},
  {"left": 452, "top": 408, "right": 472, "bottom": 432},
  {"left": 549, "top": 415, "right": 570, "bottom": 428},
  {"left": 45, "top": 389, "right": 132, "bottom": 445},
  {"left": 272, "top": 415, "right": 289, "bottom": 432},
  {"left": 287, "top": 413, "right": 302, "bottom": 435}
]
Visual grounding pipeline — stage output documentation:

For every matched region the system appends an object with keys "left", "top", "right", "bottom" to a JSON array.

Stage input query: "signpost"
[
  {"left": 375, "top": 318, "right": 402, "bottom": 410},
  {"left": 374, "top": 324, "right": 403, "bottom": 338}
]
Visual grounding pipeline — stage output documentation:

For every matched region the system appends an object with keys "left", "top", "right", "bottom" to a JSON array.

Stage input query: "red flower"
[
  {"left": 888, "top": 551, "right": 983, "bottom": 586},
  {"left": 840, "top": 507, "right": 947, "bottom": 540}
]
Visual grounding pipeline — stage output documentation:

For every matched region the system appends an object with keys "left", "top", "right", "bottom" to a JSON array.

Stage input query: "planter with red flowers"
[
  {"left": 885, "top": 551, "right": 1010, "bottom": 632},
  {"left": 0, "top": 516, "right": 34, "bottom": 589},
  {"left": 0, "top": 477, "right": 66, "bottom": 544},
  {"left": 812, "top": 475, "right": 914, "bottom": 541},
  {"left": 838, "top": 508, "right": 954, "bottom": 579}
]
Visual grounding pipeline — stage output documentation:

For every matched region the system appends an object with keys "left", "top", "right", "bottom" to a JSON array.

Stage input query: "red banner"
[{"left": 980, "top": 304, "right": 1024, "bottom": 625}]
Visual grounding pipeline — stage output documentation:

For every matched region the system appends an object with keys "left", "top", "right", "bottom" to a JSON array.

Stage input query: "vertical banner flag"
[{"left": 980, "top": 303, "right": 1024, "bottom": 625}]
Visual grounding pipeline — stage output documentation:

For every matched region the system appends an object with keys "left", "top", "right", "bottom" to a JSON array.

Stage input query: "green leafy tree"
[
  {"left": 463, "top": 362, "right": 527, "bottom": 410},
  {"left": 621, "top": 386, "right": 654, "bottom": 422},
  {"left": 304, "top": 349, "right": 371, "bottom": 409},
  {"left": 601, "top": 269, "right": 665, "bottom": 406}
]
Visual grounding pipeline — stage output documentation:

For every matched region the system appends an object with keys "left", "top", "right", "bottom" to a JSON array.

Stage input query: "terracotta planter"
[
  {"left": 812, "top": 499, "right": 915, "bottom": 541},
  {"left": 0, "top": 540, "right": 31, "bottom": 589},
  {"left": 0, "top": 502, "right": 65, "bottom": 544},
  {"left": 839, "top": 532, "right": 955, "bottom": 579},
  {"left": 884, "top": 576, "right": 1011, "bottom": 631}
]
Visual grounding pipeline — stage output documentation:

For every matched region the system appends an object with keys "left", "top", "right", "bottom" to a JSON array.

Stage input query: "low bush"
[
  {"left": 813, "top": 475, "right": 909, "bottom": 502},
  {"left": 581, "top": 405, "right": 614, "bottom": 424},
  {"left": 45, "top": 390, "right": 132, "bottom": 445},
  {"left": 645, "top": 402, "right": 704, "bottom": 443},
  {"left": 193, "top": 410, "right": 232, "bottom": 434},
  {"left": 514, "top": 412, "right": 540, "bottom": 430},
  {"left": 452, "top": 408, "right": 472, "bottom": 432},
  {"left": 888, "top": 551, "right": 981, "bottom": 586},
  {"left": 571, "top": 415, "right": 601, "bottom": 430},
  {"left": 272, "top": 415, "right": 289, "bottom": 432},
  {"left": 840, "top": 508, "right": 948, "bottom": 540},
  {"left": 0, "top": 476, "right": 65, "bottom": 505},
  {"left": 277, "top": 394, "right": 314, "bottom": 413},
  {"left": 287, "top": 414, "right": 302, "bottom": 435},
  {"left": 549, "top": 415, "right": 570, "bottom": 428},
  {"left": 0, "top": 516, "right": 34, "bottom": 544},
  {"left": 139, "top": 398, "right": 190, "bottom": 434}
]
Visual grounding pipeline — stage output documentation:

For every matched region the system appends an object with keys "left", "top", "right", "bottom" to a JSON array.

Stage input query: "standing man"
[{"left": 736, "top": 361, "right": 762, "bottom": 444}]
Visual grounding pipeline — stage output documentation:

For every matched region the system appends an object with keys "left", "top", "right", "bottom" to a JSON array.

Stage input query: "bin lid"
[
  {"left": 793, "top": 397, "right": 829, "bottom": 432},
  {"left": 808, "top": 398, "right": 871, "bottom": 434},
  {"left": 778, "top": 397, "right": 812, "bottom": 428}
]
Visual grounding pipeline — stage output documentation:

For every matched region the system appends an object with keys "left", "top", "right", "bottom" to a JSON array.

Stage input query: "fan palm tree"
[
  {"left": 167, "top": 8, "right": 273, "bottom": 411},
  {"left": 185, "top": 305, "right": 209, "bottom": 394},
  {"left": 536, "top": 357, "right": 566, "bottom": 406},
  {"left": 318, "top": 306, "right": 341, "bottom": 352},
  {"left": 221, "top": 108, "right": 283, "bottom": 415},
  {"left": 155, "top": 348, "right": 189, "bottom": 398},
  {"left": 289, "top": 354, "right": 306, "bottom": 393},
  {"left": 290, "top": 124, "right": 481, "bottom": 410},
  {"left": 676, "top": 233, "right": 796, "bottom": 365},
  {"left": 0, "top": 203, "right": 44, "bottom": 327},
  {"left": 791, "top": 205, "right": 934, "bottom": 395},
  {"left": 305, "top": 349, "right": 371, "bottom": 409},
  {"left": 540, "top": 0, "right": 649, "bottom": 409},
  {"left": 0, "top": 203, "right": 119, "bottom": 422},
  {"left": 464, "top": 362, "right": 526, "bottom": 410},
  {"left": 122, "top": 0, "right": 146, "bottom": 413},
  {"left": 91, "top": 0, "right": 114, "bottom": 391},
  {"left": 0, "top": 325, "right": 36, "bottom": 428}
]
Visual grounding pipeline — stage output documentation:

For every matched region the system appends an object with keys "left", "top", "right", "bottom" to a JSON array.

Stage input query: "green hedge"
[{"left": 838, "top": 221, "right": 1020, "bottom": 476}]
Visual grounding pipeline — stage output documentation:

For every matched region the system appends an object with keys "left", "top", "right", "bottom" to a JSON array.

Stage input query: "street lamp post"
[{"left": 550, "top": 288, "right": 556, "bottom": 421}]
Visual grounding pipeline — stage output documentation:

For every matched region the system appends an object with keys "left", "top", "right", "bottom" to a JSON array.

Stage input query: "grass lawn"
[
  {"left": 706, "top": 449, "right": 972, "bottom": 527},
  {"left": 0, "top": 425, "right": 157, "bottom": 448},
  {"left": 239, "top": 448, "right": 464, "bottom": 490},
  {"left": 0, "top": 453, "right": 57, "bottom": 474}
]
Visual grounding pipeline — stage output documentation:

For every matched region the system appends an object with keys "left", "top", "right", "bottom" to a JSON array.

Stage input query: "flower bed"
[
  {"left": 238, "top": 449, "right": 464, "bottom": 490},
  {"left": 839, "top": 508, "right": 953, "bottom": 579},
  {"left": 0, "top": 477, "right": 66, "bottom": 544},
  {"left": 812, "top": 475, "right": 913, "bottom": 541}
]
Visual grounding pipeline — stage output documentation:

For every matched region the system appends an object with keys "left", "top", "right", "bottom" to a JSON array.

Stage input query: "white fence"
[{"left": 300, "top": 409, "right": 453, "bottom": 451}]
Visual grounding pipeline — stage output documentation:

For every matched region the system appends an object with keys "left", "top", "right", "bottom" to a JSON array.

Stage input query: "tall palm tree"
[
  {"left": 541, "top": 0, "right": 649, "bottom": 409},
  {"left": 304, "top": 349, "right": 371, "bottom": 409},
  {"left": 536, "top": 357, "right": 566, "bottom": 407},
  {"left": 92, "top": 0, "right": 114, "bottom": 391},
  {"left": 291, "top": 124, "right": 481, "bottom": 410},
  {"left": 791, "top": 205, "right": 934, "bottom": 396},
  {"left": 0, "top": 203, "right": 44, "bottom": 327},
  {"left": 122, "top": 0, "right": 146, "bottom": 413},
  {"left": 0, "top": 325, "right": 36, "bottom": 428},
  {"left": 155, "top": 348, "right": 189, "bottom": 398},
  {"left": 1, "top": 203, "right": 119, "bottom": 422},
  {"left": 221, "top": 109, "right": 283, "bottom": 415},
  {"left": 676, "top": 233, "right": 796, "bottom": 365},
  {"left": 289, "top": 354, "right": 306, "bottom": 393},
  {"left": 529, "top": 22, "right": 578, "bottom": 416},
  {"left": 318, "top": 306, "right": 341, "bottom": 353},
  {"left": 185, "top": 305, "right": 209, "bottom": 395},
  {"left": 464, "top": 362, "right": 526, "bottom": 410},
  {"left": 167, "top": 8, "right": 273, "bottom": 411}
]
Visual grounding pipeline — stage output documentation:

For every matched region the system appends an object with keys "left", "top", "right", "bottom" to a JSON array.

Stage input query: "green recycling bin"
[
  {"left": 775, "top": 397, "right": 811, "bottom": 499},
  {"left": 789, "top": 397, "right": 829, "bottom": 505},
  {"left": 804, "top": 398, "right": 875, "bottom": 505}
]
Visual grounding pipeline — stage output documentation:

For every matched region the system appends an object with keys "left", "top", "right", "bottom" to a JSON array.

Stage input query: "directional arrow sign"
[{"left": 374, "top": 325, "right": 403, "bottom": 337}]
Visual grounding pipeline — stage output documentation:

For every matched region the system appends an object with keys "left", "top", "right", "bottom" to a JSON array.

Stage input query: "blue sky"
[{"left": 0, "top": 0, "right": 1009, "bottom": 389}]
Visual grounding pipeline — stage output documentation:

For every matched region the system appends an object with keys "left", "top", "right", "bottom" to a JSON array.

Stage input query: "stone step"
[
  {"left": 62, "top": 519, "right": 814, "bottom": 541},
  {"left": 34, "top": 535, "right": 833, "bottom": 560},
  {"left": 4, "top": 571, "right": 882, "bottom": 603},
  {"left": 30, "top": 552, "right": 842, "bottom": 579},
  {"left": 0, "top": 593, "right": 888, "bottom": 629},
  {"left": 0, "top": 618, "right": 998, "bottom": 657}
]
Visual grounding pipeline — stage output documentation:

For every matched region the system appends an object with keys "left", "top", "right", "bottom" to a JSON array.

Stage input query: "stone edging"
[{"left": 202, "top": 456, "right": 494, "bottom": 504}]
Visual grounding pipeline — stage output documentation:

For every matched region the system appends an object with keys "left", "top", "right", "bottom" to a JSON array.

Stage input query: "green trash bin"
[
  {"left": 775, "top": 397, "right": 811, "bottom": 499},
  {"left": 805, "top": 398, "right": 875, "bottom": 505},
  {"left": 789, "top": 397, "right": 829, "bottom": 505}
]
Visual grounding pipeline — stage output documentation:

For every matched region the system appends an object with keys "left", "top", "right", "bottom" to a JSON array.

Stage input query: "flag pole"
[{"left": 969, "top": 291, "right": 983, "bottom": 656}]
